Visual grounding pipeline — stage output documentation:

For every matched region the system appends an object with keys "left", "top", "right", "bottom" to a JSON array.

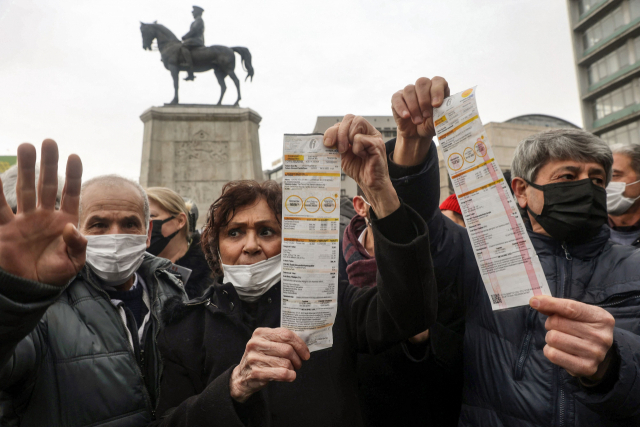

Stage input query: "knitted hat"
[{"left": 439, "top": 194, "right": 461, "bottom": 215}]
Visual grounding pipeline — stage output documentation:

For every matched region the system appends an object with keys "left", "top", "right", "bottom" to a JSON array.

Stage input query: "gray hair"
[
  {"left": 80, "top": 175, "right": 150, "bottom": 230},
  {"left": 1, "top": 164, "right": 64, "bottom": 212},
  {"left": 610, "top": 143, "right": 640, "bottom": 178},
  {"left": 511, "top": 129, "right": 613, "bottom": 185}
]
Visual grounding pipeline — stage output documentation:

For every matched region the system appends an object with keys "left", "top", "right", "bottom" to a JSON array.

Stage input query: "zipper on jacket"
[
  {"left": 556, "top": 244, "right": 572, "bottom": 427},
  {"left": 594, "top": 292, "right": 640, "bottom": 308},
  {"left": 85, "top": 276, "right": 156, "bottom": 418},
  {"left": 514, "top": 307, "right": 536, "bottom": 380}
]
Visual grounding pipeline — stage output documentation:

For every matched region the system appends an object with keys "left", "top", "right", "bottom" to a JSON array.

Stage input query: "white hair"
[
  {"left": 610, "top": 143, "right": 640, "bottom": 178},
  {"left": 1, "top": 164, "right": 64, "bottom": 212},
  {"left": 80, "top": 175, "right": 150, "bottom": 230},
  {"left": 511, "top": 129, "right": 613, "bottom": 184}
]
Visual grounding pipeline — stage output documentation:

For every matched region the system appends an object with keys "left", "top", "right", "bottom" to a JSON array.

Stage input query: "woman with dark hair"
[{"left": 152, "top": 114, "right": 440, "bottom": 427}]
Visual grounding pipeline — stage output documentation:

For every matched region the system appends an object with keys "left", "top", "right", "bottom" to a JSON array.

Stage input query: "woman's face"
[
  {"left": 148, "top": 199, "right": 186, "bottom": 237},
  {"left": 218, "top": 198, "right": 281, "bottom": 266}
]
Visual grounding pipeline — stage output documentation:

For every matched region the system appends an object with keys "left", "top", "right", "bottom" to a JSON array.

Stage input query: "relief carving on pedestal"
[{"left": 174, "top": 130, "right": 229, "bottom": 181}]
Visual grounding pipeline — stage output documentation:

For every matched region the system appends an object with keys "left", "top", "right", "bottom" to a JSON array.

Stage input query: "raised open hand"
[
  {"left": 323, "top": 115, "right": 400, "bottom": 218},
  {"left": 0, "top": 140, "right": 86, "bottom": 287}
]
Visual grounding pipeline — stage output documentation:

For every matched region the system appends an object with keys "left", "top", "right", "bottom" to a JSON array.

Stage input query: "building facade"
[{"left": 567, "top": 0, "right": 640, "bottom": 145}]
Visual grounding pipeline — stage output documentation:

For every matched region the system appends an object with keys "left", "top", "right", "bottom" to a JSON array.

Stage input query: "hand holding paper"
[
  {"left": 230, "top": 327, "right": 310, "bottom": 403},
  {"left": 323, "top": 115, "right": 399, "bottom": 219},
  {"left": 531, "top": 296, "right": 616, "bottom": 381}
]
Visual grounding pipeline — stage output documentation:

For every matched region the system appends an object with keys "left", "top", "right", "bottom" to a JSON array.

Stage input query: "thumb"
[{"left": 63, "top": 223, "right": 87, "bottom": 272}]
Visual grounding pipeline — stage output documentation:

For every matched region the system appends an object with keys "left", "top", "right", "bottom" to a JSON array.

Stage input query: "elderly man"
[
  {"left": 387, "top": 78, "right": 640, "bottom": 426},
  {"left": 606, "top": 143, "right": 640, "bottom": 246},
  {"left": 0, "top": 140, "right": 186, "bottom": 426}
]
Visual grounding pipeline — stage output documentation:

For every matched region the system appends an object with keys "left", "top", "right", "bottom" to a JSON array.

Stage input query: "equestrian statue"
[{"left": 140, "top": 6, "right": 254, "bottom": 105}]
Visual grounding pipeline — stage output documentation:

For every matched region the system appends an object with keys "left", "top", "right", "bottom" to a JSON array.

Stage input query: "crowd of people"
[{"left": 1, "top": 76, "right": 640, "bottom": 427}]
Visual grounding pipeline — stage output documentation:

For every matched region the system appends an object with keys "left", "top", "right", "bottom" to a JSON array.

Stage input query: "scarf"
[{"left": 342, "top": 215, "right": 377, "bottom": 288}]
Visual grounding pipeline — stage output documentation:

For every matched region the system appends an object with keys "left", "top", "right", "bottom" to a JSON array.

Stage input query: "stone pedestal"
[{"left": 139, "top": 105, "right": 263, "bottom": 227}]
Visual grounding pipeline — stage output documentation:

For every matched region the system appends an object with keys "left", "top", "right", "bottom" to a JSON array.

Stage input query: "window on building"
[
  {"left": 593, "top": 79, "right": 638, "bottom": 119},
  {"left": 632, "top": 0, "right": 640, "bottom": 20},
  {"left": 341, "top": 172, "right": 346, "bottom": 181},
  {"left": 583, "top": 6, "right": 626, "bottom": 50},
  {"left": 588, "top": 43, "right": 631, "bottom": 85},
  {"left": 600, "top": 120, "right": 640, "bottom": 144},
  {"left": 579, "top": 0, "right": 604, "bottom": 15},
  {"left": 340, "top": 189, "right": 347, "bottom": 196}
]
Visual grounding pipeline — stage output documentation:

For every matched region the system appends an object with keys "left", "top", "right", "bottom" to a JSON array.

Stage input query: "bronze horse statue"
[{"left": 140, "top": 22, "right": 254, "bottom": 105}]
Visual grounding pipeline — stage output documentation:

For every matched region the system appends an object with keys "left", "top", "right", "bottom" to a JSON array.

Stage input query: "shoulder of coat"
[{"left": 161, "top": 287, "right": 214, "bottom": 326}]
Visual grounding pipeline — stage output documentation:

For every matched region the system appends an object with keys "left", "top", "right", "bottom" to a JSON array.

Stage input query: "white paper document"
[
  {"left": 280, "top": 134, "right": 341, "bottom": 351},
  {"left": 433, "top": 87, "right": 551, "bottom": 310}
]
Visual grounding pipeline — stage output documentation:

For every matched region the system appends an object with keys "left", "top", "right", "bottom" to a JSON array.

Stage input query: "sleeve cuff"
[{"left": 0, "top": 268, "right": 68, "bottom": 305}]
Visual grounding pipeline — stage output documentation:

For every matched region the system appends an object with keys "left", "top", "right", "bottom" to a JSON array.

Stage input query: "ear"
[
  {"left": 146, "top": 220, "right": 153, "bottom": 248},
  {"left": 177, "top": 212, "right": 188, "bottom": 232},
  {"left": 511, "top": 177, "right": 529, "bottom": 209},
  {"left": 353, "top": 196, "right": 368, "bottom": 218}
]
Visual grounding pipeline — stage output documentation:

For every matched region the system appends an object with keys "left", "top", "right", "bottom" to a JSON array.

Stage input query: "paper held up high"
[
  {"left": 433, "top": 87, "right": 551, "bottom": 310},
  {"left": 280, "top": 134, "right": 341, "bottom": 351}
]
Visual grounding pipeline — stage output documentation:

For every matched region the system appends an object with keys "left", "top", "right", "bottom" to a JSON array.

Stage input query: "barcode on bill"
[{"left": 490, "top": 294, "right": 503, "bottom": 304}]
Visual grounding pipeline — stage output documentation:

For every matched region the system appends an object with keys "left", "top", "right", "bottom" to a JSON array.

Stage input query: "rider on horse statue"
[{"left": 181, "top": 6, "right": 205, "bottom": 81}]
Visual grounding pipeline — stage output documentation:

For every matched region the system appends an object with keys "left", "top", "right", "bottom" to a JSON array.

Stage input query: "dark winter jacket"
[
  {"left": 174, "top": 233, "right": 214, "bottom": 299},
  {"left": 151, "top": 203, "right": 438, "bottom": 427},
  {"left": 342, "top": 213, "right": 463, "bottom": 426},
  {"left": 389, "top": 138, "right": 640, "bottom": 426},
  {"left": 0, "top": 254, "right": 187, "bottom": 427}
]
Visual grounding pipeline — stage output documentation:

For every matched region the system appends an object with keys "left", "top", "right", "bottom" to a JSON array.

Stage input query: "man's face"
[
  {"left": 513, "top": 159, "right": 607, "bottom": 235},
  {"left": 79, "top": 183, "right": 151, "bottom": 245},
  {"left": 611, "top": 153, "right": 640, "bottom": 199},
  {"left": 218, "top": 198, "right": 282, "bottom": 266}
]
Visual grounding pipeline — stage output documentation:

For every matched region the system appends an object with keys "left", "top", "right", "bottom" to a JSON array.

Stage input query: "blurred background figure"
[
  {"left": 606, "top": 143, "right": 640, "bottom": 246},
  {"left": 439, "top": 194, "right": 465, "bottom": 227},
  {"left": 146, "top": 187, "right": 214, "bottom": 298},
  {"left": 1, "top": 163, "right": 63, "bottom": 212}
]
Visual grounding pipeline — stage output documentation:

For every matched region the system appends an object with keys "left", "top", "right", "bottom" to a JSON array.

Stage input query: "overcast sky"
[{"left": 0, "top": 0, "right": 579, "bottom": 180}]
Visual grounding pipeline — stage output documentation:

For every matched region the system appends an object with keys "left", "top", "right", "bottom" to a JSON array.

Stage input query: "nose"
[{"left": 243, "top": 231, "right": 262, "bottom": 256}]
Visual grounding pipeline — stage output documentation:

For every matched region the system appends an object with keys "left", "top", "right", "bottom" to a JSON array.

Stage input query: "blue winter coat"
[{"left": 388, "top": 138, "right": 640, "bottom": 426}]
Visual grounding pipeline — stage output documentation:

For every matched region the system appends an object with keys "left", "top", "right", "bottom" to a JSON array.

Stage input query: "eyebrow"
[
  {"left": 226, "top": 219, "right": 280, "bottom": 229},
  {"left": 588, "top": 166, "right": 606, "bottom": 176}
]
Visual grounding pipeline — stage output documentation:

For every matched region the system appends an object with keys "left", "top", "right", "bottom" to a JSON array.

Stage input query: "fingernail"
[
  {"left": 433, "top": 97, "right": 441, "bottom": 105},
  {"left": 323, "top": 137, "right": 331, "bottom": 147},
  {"left": 402, "top": 110, "right": 409, "bottom": 118},
  {"left": 422, "top": 110, "right": 430, "bottom": 118},
  {"left": 413, "top": 116, "right": 422, "bottom": 124},
  {"left": 530, "top": 298, "right": 540, "bottom": 309}
]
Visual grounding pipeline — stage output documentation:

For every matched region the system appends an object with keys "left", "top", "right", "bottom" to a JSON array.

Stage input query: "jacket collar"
[{"left": 526, "top": 221, "right": 610, "bottom": 260}]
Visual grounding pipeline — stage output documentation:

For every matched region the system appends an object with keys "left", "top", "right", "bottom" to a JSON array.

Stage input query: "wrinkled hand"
[
  {"left": 392, "top": 77, "right": 449, "bottom": 166},
  {"left": 323, "top": 115, "right": 400, "bottom": 218},
  {"left": 0, "top": 140, "right": 86, "bottom": 287},
  {"left": 531, "top": 296, "right": 615, "bottom": 381},
  {"left": 230, "top": 328, "right": 310, "bottom": 403}
]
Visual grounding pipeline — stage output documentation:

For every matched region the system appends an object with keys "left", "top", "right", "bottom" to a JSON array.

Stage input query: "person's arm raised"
[
  {"left": 0, "top": 139, "right": 86, "bottom": 388},
  {"left": 391, "top": 77, "right": 449, "bottom": 167},
  {"left": 0, "top": 139, "right": 86, "bottom": 286}
]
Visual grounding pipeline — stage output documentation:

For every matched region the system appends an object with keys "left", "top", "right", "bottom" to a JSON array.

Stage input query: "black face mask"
[
  {"left": 525, "top": 178, "right": 607, "bottom": 244},
  {"left": 147, "top": 216, "right": 180, "bottom": 256}
]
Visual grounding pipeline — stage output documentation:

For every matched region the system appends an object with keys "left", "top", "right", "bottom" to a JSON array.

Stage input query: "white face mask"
[
  {"left": 222, "top": 254, "right": 281, "bottom": 303},
  {"left": 606, "top": 180, "right": 640, "bottom": 216},
  {"left": 85, "top": 234, "right": 148, "bottom": 287}
]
